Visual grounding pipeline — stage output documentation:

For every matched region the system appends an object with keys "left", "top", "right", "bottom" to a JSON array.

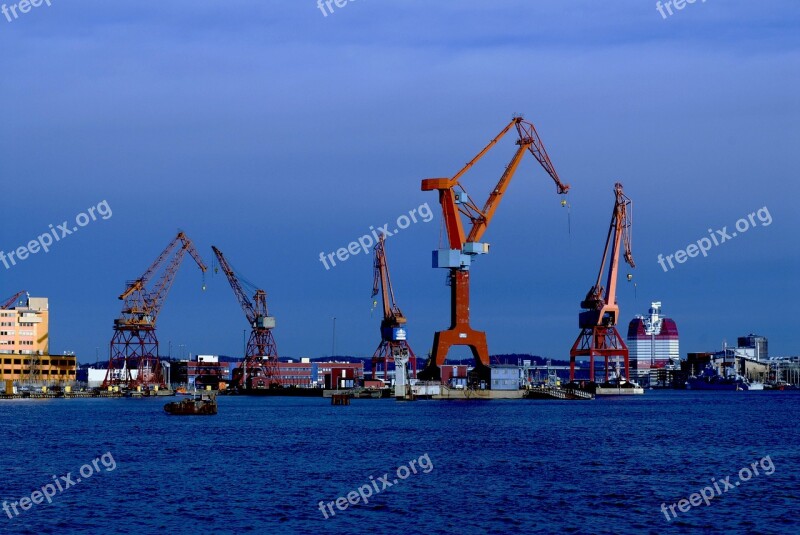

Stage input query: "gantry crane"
[
  {"left": 1, "top": 290, "right": 27, "bottom": 309},
  {"left": 569, "top": 182, "right": 635, "bottom": 384},
  {"left": 371, "top": 234, "right": 417, "bottom": 385},
  {"left": 417, "top": 116, "right": 569, "bottom": 381},
  {"left": 211, "top": 246, "right": 280, "bottom": 391},
  {"left": 104, "top": 232, "right": 207, "bottom": 389}
]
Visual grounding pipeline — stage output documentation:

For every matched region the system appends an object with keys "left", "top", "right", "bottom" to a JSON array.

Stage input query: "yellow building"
[{"left": 0, "top": 297, "right": 76, "bottom": 383}]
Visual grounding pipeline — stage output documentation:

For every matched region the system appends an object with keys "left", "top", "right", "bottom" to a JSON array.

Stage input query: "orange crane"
[
  {"left": 104, "top": 232, "right": 207, "bottom": 389},
  {"left": 417, "top": 117, "right": 569, "bottom": 381},
  {"left": 371, "top": 234, "right": 417, "bottom": 383},
  {"left": 569, "top": 182, "right": 635, "bottom": 384},
  {"left": 1, "top": 290, "right": 26, "bottom": 309},
  {"left": 211, "top": 246, "right": 280, "bottom": 391}
]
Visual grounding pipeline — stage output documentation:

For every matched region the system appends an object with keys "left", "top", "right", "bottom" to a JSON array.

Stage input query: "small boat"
[
  {"left": 686, "top": 364, "right": 762, "bottom": 391},
  {"left": 164, "top": 392, "right": 218, "bottom": 415},
  {"left": 593, "top": 366, "right": 644, "bottom": 395}
]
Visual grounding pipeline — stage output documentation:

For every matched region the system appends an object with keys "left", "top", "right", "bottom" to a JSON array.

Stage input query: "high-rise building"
[
  {"left": 0, "top": 296, "right": 76, "bottom": 383},
  {"left": 737, "top": 334, "right": 768, "bottom": 361},
  {"left": 0, "top": 296, "right": 49, "bottom": 355},
  {"left": 627, "top": 302, "right": 680, "bottom": 380}
]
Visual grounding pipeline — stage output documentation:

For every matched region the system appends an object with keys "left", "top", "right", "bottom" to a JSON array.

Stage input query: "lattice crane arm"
[
  {"left": 581, "top": 182, "right": 635, "bottom": 325},
  {"left": 118, "top": 234, "right": 184, "bottom": 301},
  {"left": 1, "top": 290, "right": 26, "bottom": 309},
  {"left": 422, "top": 116, "right": 570, "bottom": 250},
  {"left": 211, "top": 246, "right": 258, "bottom": 326},
  {"left": 144, "top": 233, "right": 208, "bottom": 324}
]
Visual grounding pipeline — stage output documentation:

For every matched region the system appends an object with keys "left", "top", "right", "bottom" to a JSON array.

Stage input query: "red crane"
[
  {"left": 569, "top": 182, "right": 635, "bottom": 384},
  {"left": 104, "top": 232, "right": 207, "bottom": 389},
  {"left": 211, "top": 246, "right": 280, "bottom": 390},
  {"left": 1, "top": 290, "right": 27, "bottom": 309},
  {"left": 417, "top": 116, "right": 569, "bottom": 381},
  {"left": 371, "top": 234, "right": 417, "bottom": 384}
]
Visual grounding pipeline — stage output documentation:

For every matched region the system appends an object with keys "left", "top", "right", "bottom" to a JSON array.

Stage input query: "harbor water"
[{"left": 1, "top": 391, "right": 798, "bottom": 534}]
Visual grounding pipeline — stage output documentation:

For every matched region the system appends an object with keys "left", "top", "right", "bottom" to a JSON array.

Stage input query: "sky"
[{"left": 1, "top": 1, "right": 798, "bottom": 364}]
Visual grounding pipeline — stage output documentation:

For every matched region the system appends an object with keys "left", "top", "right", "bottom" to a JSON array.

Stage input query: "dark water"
[{"left": 1, "top": 391, "right": 797, "bottom": 534}]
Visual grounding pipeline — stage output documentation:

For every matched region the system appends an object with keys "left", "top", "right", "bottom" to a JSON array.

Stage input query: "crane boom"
[
  {"left": 371, "top": 235, "right": 404, "bottom": 325},
  {"left": 1, "top": 290, "right": 26, "bottom": 309},
  {"left": 579, "top": 182, "right": 635, "bottom": 328},
  {"left": 418, "top": 116, "right": 568, "bottom": 381},
  {"left": 212, "top": 246, "right": 258, "bottom": 325},
  {"left": 145, "top": 236, "right": 208, "bottom": 325},
  {"left": 118, "top": 232, "right": 207, "bottom": 326}
]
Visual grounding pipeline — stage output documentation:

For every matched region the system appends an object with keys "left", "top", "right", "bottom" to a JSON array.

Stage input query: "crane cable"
[{"left": 561, "top": 195, "right": 571, "bottom": 237}]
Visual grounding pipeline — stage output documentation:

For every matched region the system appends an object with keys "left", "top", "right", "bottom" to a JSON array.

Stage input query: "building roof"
[{"left": 627, "top": 317, "right": 679, "bottom": 339}]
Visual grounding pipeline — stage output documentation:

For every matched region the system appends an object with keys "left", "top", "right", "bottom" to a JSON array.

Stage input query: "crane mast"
[
  {"left": 371, "top": 235, "right": 417, "bottom": 387},
  {"left": 104, "top": 232, "right": 208, "bottom": 389},
  {"left": 211, "top": 246, "right": 280, "bottom": 391},
  {"left": 417, "top": 116, "right": 568, "bottom": 381},
  {"left": 569, "top": 182, "right": 635, "bottom": 384}
]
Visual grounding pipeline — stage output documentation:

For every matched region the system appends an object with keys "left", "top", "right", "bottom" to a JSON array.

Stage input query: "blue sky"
[{"left": 1, "top": 1, "right": 798, "bottom": 363}]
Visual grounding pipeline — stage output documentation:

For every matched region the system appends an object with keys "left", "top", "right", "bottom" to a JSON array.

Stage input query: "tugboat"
[{"left": 164, "top": 392, "right": 218, "bottom": 415}]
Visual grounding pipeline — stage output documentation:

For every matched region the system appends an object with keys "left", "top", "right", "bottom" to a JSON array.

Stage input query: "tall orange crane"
[
  {"left": 417, "top": 116, "right": 569, "bottom": 381},
  {"left": 211, "top": 246, "right": 280, "bottom": 390},
  {"left": 371, "top": 234, "right": 417, "bottom": 383},
  {"left": 104, "top": 232, "right": 207, "bottom": 388},
  {"left": 1, "top": 290, "right": 26, "bottom": 309},
  {"left": 569, "top": 182, "right": 635, "bottom": 383}
]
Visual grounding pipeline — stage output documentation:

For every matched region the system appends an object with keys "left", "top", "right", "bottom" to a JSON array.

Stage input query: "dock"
[{"left": 523, "top": 386, "right": 594, "bottom": 400}]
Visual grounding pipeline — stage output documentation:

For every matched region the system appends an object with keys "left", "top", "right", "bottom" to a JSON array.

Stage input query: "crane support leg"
[
  {"left": 418, "top": 270, "right": 491, "bottom": 381},
  {"left": 568, "top": 326, "right": 629, "bottom": 384}
]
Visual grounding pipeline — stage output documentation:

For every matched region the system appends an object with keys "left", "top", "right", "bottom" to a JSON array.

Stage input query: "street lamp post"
[{"left": 331, "top": 317, "right": 337, "bottom": 357}]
